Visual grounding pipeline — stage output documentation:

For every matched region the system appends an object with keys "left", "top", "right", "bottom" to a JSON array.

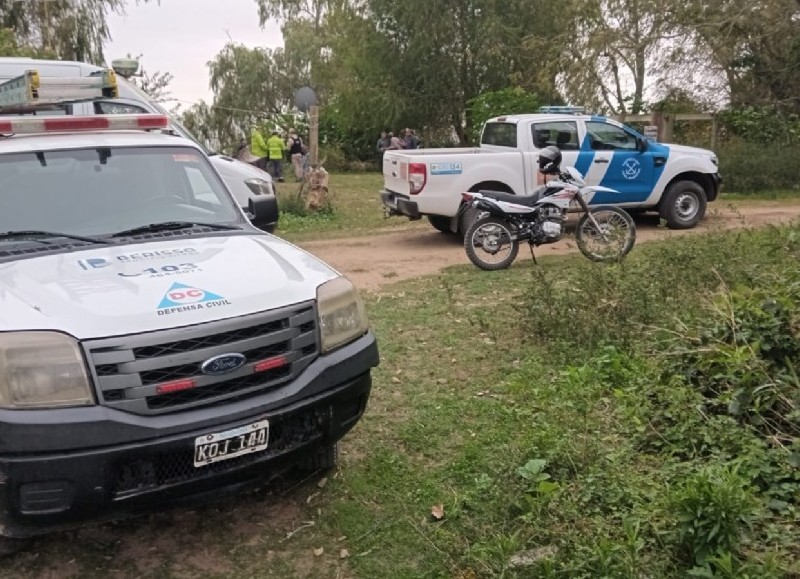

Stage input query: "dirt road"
[{"left": 299, "top": 202, "right": 800, "bottom": 292}]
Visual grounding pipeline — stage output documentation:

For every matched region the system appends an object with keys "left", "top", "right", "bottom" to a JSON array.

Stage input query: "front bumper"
[
  {"left": 0, "top": 333, "right": 378, "bottom": 538},
  {"left": 381, "top": 189, "right": 421, "bottom": 220}
]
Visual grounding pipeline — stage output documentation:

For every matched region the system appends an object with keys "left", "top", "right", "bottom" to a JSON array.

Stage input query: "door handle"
[{"left": 594, "top": 159, "right": 609, "bottom": 164}]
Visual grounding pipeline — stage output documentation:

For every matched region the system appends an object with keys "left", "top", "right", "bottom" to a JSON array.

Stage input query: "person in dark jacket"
[{"left": 287, "top": 129, "right": 305, "bottom": 181}]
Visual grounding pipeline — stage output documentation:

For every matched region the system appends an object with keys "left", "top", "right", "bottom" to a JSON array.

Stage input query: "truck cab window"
[
  {"left": 585, "top": 121, "right": 638, "bottom": 151},
  {"left": 531, "top": 121, "right": 579, "bottom": 150},
  {"left": 481, "top": 123, "right": 517, "bottom": 148}
]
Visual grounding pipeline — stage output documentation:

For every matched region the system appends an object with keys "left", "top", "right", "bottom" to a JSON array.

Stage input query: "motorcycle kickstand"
[{"left": 528, "top": 243, "right": 537, "bottom": 265}]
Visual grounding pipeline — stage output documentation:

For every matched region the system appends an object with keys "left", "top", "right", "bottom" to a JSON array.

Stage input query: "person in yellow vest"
[
  {"left": 250, "top": 126, "right": 269, "bottom": 172},
  {"left": 266, "top": 130, "right": 286, "bottom": 182}
]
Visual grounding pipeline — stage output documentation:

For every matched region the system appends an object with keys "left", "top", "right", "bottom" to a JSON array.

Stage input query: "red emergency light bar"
[{"left": 0, "top": 114, "right": 170, "bottom": 135}]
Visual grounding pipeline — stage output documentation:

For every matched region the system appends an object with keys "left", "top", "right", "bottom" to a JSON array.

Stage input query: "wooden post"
[
  {"left": 309, "top": 105, "right": 319, "bottom": 167},
  {"left": 711, "top": 116, "right": 719, "bottom": 150},
  {"left": 652, "top": 111, "right": 664, "bottom": 142}
]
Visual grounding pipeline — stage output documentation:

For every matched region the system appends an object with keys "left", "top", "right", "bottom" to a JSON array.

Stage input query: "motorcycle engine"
[{"left": 536, "top": 204, "right": 565, "bottom": 241}]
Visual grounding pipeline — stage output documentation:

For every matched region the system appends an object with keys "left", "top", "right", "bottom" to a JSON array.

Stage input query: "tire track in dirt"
[{"left": 298, "top": 203, "right": 800, "bottom": 292}]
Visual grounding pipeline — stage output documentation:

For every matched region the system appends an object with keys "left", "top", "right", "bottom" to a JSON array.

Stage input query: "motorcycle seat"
[{"left": 477, "top": 186, "right": 547, "bottom": 207}]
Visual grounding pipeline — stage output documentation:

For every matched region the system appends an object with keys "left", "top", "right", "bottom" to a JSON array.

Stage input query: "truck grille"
[
  {"left": 83, "top": 302, "right": 319, "bottom": 415},
  {"left": 113, "top": 406, "right": 327, "bottom": 498}
]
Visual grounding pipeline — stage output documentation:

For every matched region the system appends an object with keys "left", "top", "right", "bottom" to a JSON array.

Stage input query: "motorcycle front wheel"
[
  {"left": 464, "top": 216, "right": 519, "bottom": 271},
  {"left": 575, "top": 205, "right": 636, "bottom": 262}
]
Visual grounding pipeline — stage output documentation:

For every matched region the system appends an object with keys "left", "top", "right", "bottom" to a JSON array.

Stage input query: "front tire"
[
  {"left": 659, "top": 180, "right": 707, "bottom": 229},
  {"left": 576, "top": 206, "right": 636, "bottom": 262},
  {"left": 464, "top": 216, "right": 519, "bottom": 271}
]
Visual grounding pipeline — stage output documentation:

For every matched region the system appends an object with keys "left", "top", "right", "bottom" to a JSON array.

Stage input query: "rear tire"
[
  {"left": 659, "top": 180, "right": 707, "bottom": 229},
  {"left": 427, "top": 215, "right": 453, "bottom": 234},
  {"left": 464, "top": 216, "right": 519, "bottom": 271},
  {"left": 575, "top": 206, "right": 636, "bottom": 262}
]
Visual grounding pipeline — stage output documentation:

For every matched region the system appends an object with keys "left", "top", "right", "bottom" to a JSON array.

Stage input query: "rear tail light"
[{"left": 409, "top": 162, "right": 427, "bottom": 195}]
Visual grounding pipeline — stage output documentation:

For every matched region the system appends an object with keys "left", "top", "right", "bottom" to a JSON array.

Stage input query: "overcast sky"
[{"left": 105, "top": 0, "right": 284, "bottom": 109}]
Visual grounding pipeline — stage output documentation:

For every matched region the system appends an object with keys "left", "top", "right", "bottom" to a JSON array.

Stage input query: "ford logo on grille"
[{"left": 200, "top": 353, "right": 246, "bottom": 376}]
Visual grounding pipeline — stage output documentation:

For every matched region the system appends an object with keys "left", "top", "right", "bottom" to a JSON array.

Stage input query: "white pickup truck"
[{"left": 381, "top": 111, "right": 722, "bottom": 233}]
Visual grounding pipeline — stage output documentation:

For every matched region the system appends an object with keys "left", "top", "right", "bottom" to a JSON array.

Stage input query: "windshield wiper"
[
  {"left": 0, "top": 230, "right": 111, "bottom": 245},
  {"left": 110, "top": 221, "right": 242, "bottom": 238}
]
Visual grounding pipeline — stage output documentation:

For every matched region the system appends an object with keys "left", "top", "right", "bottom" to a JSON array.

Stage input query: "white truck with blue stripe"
[{"left": 381, "top": 110, "right": 721, "bottom": 233}]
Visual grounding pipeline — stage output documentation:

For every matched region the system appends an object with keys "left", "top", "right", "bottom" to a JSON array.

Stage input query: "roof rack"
[
  {"left": 538, "top": 106, "right": 586, "bottom": 115},
  {"left": 0, "top": 69, "right": 118, "bottom": 112}
]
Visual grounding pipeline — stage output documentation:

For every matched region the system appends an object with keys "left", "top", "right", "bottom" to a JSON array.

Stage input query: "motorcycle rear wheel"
[
  {"left": 575, "top": 205, "right": 636, "bottom": 262},
  {"left": 464, "top": 216, "right": 519, "bottom": 271}
]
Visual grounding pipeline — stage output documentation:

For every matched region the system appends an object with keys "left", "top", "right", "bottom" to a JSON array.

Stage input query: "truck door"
[
  {"left": 581, "top": 120, "right": 653, "bottom": 204},
  {"left": 529, "top": 121, "right": 581, "bottom": 188}
]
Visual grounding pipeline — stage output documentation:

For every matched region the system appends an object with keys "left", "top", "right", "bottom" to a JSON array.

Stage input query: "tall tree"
[
  {"left": 181, "top": 42, "right": 305, "bottom": 153},
  {"left": 325, "top": 0, "right": 567, "bottom": 145},
  {"left": 0, "top": 0, "right": 153, "bottom": 64},
  {"left": 543, "top": 0, "right": 678, "bottom": 115},
  {"left": 680, "top": 0, "right": 800, "bottom": 112}
]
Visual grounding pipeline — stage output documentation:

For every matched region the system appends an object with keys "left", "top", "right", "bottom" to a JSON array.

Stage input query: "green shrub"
[
  {"left": 717, "top": 140, "right": 800, "bottom": 193},
  {"left": 668, "top": 464, "right": 759, "bottom": 565}
]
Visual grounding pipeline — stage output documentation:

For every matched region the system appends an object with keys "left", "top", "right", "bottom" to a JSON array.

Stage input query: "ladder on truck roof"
[{"left": 0, "top": 69, "right": 118, "bottom": 112}]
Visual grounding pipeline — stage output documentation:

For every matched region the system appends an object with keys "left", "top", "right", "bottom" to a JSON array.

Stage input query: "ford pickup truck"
[
  {"left": 0, "top": 110, "right": 378, "bottom": 553},
  {"left": 381, "top": 111, "right": 722, "bottom": 233}
]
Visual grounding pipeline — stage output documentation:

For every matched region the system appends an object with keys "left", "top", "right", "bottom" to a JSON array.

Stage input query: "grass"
[
  {"left": 3, "top": 185, "right": 800, "bottom": 577},
  {"left": 272, "top": 173, "right": 428, "bottom": 243}
]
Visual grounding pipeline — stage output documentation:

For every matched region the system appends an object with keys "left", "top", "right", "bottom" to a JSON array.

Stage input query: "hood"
[
  {"left": 663, "top": 143, "right": 717, "bottom": 159},
  {"left": 0, "top": 234, "right": 339, "bottom": 340}
]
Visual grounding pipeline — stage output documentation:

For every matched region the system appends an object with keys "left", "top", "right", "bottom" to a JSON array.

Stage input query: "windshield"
[{"left": 0, "top": 146, "right": 242, "bottom": 237}]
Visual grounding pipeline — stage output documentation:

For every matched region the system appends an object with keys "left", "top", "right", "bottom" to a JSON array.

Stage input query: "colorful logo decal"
[{"left": 157, "top": 282, "right": 231, "bottom": 316}]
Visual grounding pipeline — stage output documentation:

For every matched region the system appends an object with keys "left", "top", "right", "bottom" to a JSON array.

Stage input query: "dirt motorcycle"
[{"left": 461, "top": 165, "right": 636, "bottom": 270}]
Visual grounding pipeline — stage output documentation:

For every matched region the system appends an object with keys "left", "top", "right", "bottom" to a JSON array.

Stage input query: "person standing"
[
  {"left": 403, "top": 128, "right": 419, "bottom": 150},
  {"left": 287, "top": 129, "right": 305, "bottom": 181},
  {"left": 266, "top": 130, "right": 286, "bottom": 182},
  {"left": 250, "top": 126, "right": 269, "bottom": 171},
  {"left": 376, "top": 130, "right": 391, "bottom": 153}
]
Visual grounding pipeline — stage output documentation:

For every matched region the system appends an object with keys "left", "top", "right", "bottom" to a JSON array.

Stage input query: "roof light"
[
  {"left": 538, "top": 106, "right": 586, "bottom": 114},
  {"left": 0, "top": 114, "right": 170, "bottom": 135}
]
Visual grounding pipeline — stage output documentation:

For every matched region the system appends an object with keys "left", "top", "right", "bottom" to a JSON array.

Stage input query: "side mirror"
[
  {"left": 637, "top": 137, "right": 648, "bottom": 153},
  {"left": 248, "top": 196, "right": 279, "bottom": 233}
]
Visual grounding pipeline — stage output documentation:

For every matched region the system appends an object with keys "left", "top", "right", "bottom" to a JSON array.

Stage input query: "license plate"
[{"left": 193, "top": 419, "right": 269, "bottom": 467}]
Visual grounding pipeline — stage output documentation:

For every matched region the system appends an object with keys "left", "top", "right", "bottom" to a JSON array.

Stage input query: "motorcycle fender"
[{"left": 475, "top": 199, "right": 506, "bottom": 217}]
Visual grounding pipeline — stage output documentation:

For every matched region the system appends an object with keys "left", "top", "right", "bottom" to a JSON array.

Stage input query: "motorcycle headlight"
[
  {"left": 0, "top": 332, "right": 94, "bottom": 409},
  {"left": 317, "top": 277, "right": 369, "bottom": 354}
]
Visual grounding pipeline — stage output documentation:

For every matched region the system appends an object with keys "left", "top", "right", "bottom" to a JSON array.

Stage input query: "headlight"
[
  {"left": 0, "top": 332, "right": 94, "bottom": 409},
  {"left": 245, "top": 178, "right": 274, "bottom": 197},
  {"left": 317, "top": 277, "right": 369, "bottom": 353}
]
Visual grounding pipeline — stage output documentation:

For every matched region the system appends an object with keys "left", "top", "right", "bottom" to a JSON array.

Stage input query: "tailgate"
[{"left": 383, "top": 152, "right": 410, "bottom": 194}]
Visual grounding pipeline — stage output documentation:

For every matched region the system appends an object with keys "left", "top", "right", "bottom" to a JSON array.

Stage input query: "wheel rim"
[
  {"left": 674, "top": 192, "right": 699, "bottom": 221},
  {"left": 579, "top": 211, "right": 632, "bottom": 260},
  {"left": 470, "top": 222, "right": 514, "bottom": 266}
]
